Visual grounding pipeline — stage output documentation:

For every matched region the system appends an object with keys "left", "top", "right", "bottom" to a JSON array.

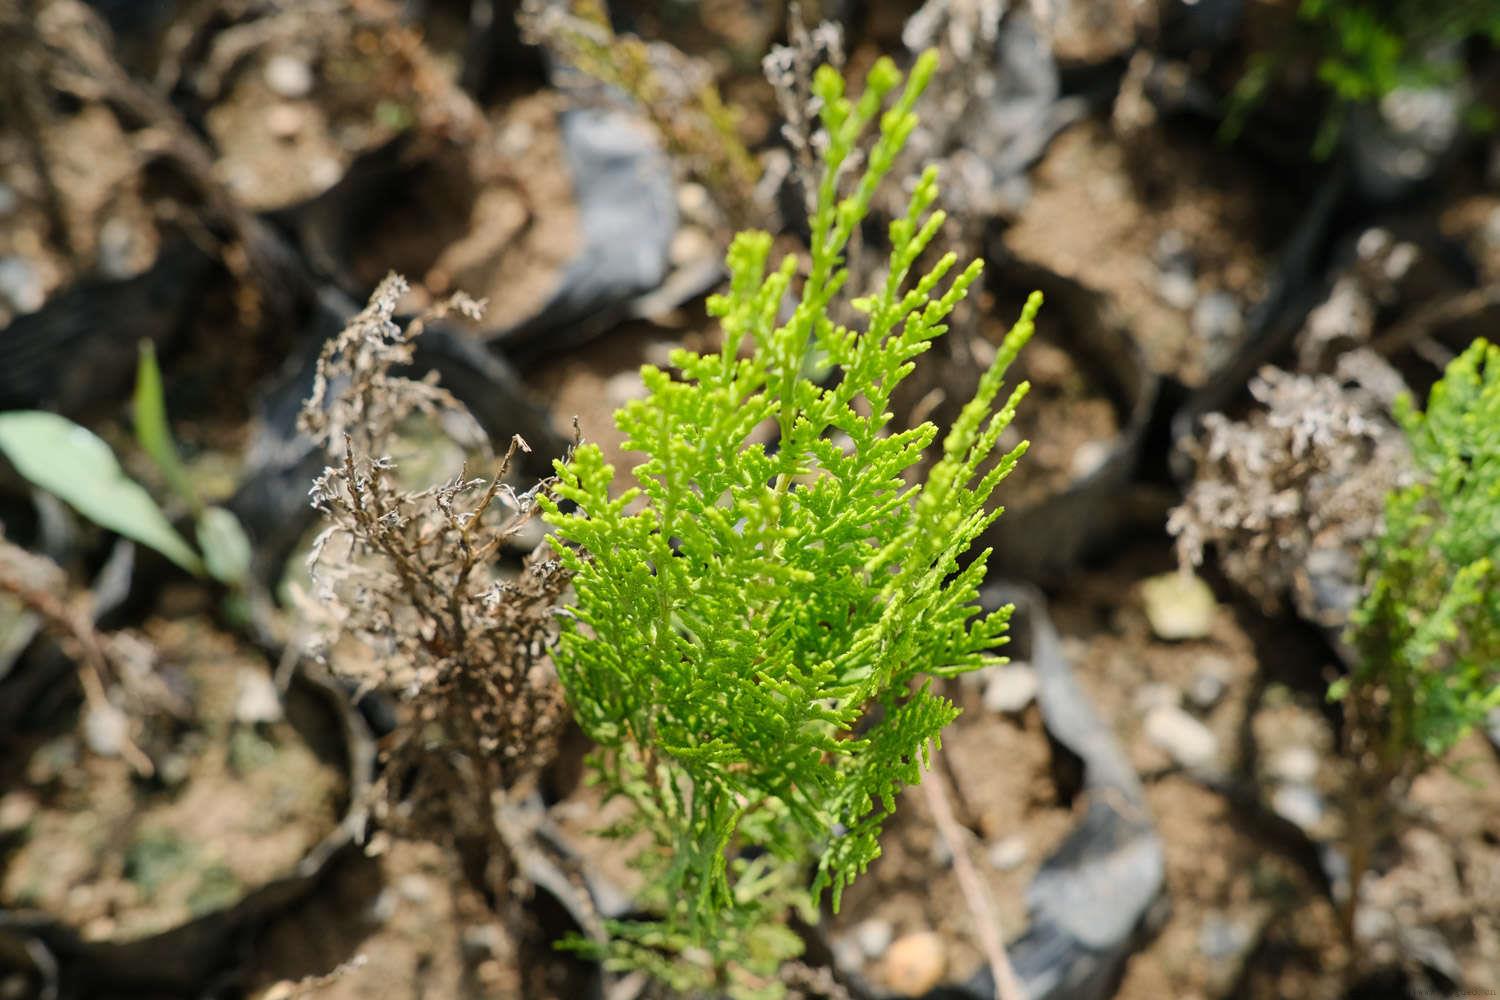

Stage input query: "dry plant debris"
[
  {"left": 299, "top": 273, "right": 568, "bottom": 891},
  {"left": 1169, "top": 354, "right": 1410, "bottom": 625}
]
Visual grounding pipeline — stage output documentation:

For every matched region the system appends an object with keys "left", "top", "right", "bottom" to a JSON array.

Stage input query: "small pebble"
[
  {"left": 1157, "top": 270, "right": 1197, "bottom": 310},
  {"left": 1068, "top": 439, "right": 1110, "bottom": 480},
  {"left": 1145, "top": 704, "right": 1219, "bottom": 769},
  {"left": 97, "top": 216, "right": 142, "bottom": 279},
  {"left": 1272, "top": 782, "right": 1325, "bottom": 831},
  {"left": 853, "top": 918, "right": 894, "bottom": 959},
  {"left": 1266, "top": 746, "right": 1320, "bottom": 785},
  {"left": 461, "top": 924, "right": 507, "bottom": 963},
  {"left": 983, "top": 663, "right": 1037, "bottom": 715},
  {"left": 1187, "top": 670, "right": 1227, "bottom": 712},
  {"left": 308, "top": 156, "right": 344, "bottom": 191},
  {"left": 0, "top": 791, "right": 37, "bottom": 833},
  {"left": 0, "top": 182, "right": 17, "bottom": 216},
  {"left": 83, "top": 701, "right": 129, "bottom": 758},
  {"left": 0, "top": 256, "right": 45, "bottom": 314},
  {"left": 235, "top": 667, "right": 284, "bottom": 725},
  {"left": 1191, "top": 291, "right": 1243, "bottom": 343},
  {"left": 397, "top": 873, "right": 433, "bottom": 904},
  {"left": 676, "top": 182, "right": 711, "bottom": 219},
  {"left": 879, "top": 931, "right": 947, "bottom": 996},
  {"left": 263, "top": 53, "right": 314, "bottom": 99},
  {"left": 988, "top": 835, "right": 1027, "bottom": 871},
  {"left": 1140, "top": 571, "right": 1216, "bottom": 641}
]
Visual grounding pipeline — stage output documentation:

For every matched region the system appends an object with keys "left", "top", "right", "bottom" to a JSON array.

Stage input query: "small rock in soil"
[
  {"left": 1187, "top": 660, "right": 1229, "bottom": 712},
  {"left": 1069, "top": 439, "right": 1110, "bottom": 480},
  {"left": 0, "top": 256, "right": 45, "bottom": 314},
  {"left": 853, "top": 918, "right": 894, "bottom": 960},
  {"left": 0, "top": 182, "right": 17, "bottom": 217},
  {"left": 830, "top": 933, "right": 862, "bottom": 972},
  {"left": 1140, "top": 571, "right": 1216, "bottom": 641},
  {"left": 397, "top": 873, "right": 434, "bottom": 904},
  {"left": 1156, "top": 269, "right": 1197, "bottom": 311},
  {"left": 83, "top": 701, "right": 130, "bottom": 758},
  {"left": 97, "top": 216, "right": 145, "bottom": 280},
  {"left": 879, "top": 931, "right": 947, "bottom": 996},
  {"left": 0, "top": 791, "right": 37, "bottom": 833},
  {"left": 1192, "top": 290, "right": 1243, "bottom": 370},
  {"left": 1266, "top": 746, "right": 1320, "bottom": 785},
  {"left": 1145, "top": 704, "right": 1219, "bottom": 769},
  {"left": 983, "top": 663, "right": 1038, "bottom": 715},
  {"left": 235, "top": 667, "right": 284, "bottom": 725},
  {"left": 461, "top": 923, "right": 507, "bottom": 963},
  {"left": 263, "top": 54, "right": 314, "bottom": 99},
  {"left": 988, "top": 834, "right": 1028, "bottom": 871},
  {"left": 1271, "top": 782, "right": 1326, "bottom": 832}
]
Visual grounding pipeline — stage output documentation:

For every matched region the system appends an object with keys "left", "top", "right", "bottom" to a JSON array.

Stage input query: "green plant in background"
[
  {"left": 541, "top": 50, "right": 1040, "bottom": 997},
  {"left": 0, "top": 342, "right": 251, "bottom": 589},
  {"left": 1225, "top": 0, "right": 1500, "bottom": 155},
  {"left": 1331, "top": 337, "right": 1500, "bottom": 953}
]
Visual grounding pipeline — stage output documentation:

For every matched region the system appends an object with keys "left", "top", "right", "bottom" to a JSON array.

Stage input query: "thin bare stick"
[{"left": 922, "top": 754, "right": 1028, "bottom": 1000}]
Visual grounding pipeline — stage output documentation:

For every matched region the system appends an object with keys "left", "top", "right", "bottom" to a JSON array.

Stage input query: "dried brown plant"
[
  {"left": 1168, "top": 356, "right": 1410, "bottom": 625},
  {"left": 299, "top": 274, "right": 569, "bottom": 891}
]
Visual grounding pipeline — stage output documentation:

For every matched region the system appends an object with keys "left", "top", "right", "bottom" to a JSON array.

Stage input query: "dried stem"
[{"left": 921, "top": 755, "right": 1027, "bottom": 1000}]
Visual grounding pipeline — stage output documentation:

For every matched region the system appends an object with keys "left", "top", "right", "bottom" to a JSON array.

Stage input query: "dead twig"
[{"left": 921, "top": 753, "right": 1028, "bottom": 1000}]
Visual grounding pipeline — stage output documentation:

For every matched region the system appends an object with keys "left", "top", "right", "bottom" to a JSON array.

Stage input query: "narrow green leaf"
[
  {"left": 0, "top": 411, "right": 204, "bottom": 574},
  {"left": 196, "top": 505, "right": 252, "bottom": 587},
  {"left": 133, "top": 340, "right": 201, "bottom": 515}
]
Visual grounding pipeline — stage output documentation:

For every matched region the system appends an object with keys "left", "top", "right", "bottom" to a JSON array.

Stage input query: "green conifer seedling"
[
  {"left": 1332, "top": 337, "right": 1500, "bottom": 958},
  {"left": 541, "top": 50, "right": 1041, "bottom": 996}
]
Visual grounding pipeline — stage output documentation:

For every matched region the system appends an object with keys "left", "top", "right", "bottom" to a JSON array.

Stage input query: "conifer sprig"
[{"left": 540, "top": 50, "right": 1041, "bottom": 995}]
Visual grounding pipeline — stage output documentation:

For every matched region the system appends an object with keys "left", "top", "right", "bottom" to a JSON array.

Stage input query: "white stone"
[
  {"left": 1266, "top": 746, "right": 1320, "bottom": 785},
  {"left": 1140, "top": 571, "right": 1216, "bottom": 640},
  {"left": 264, "top": 54, "right": 314, "bottom": 99},
  {"left": 853, "top": 918, "right": 894, "bottom": 959},
  {"left": 1068, "top": 439, "right": 1110, "bottom": 480},
  {"left": 1272, "top": 782, "right": 1325, "bottom": 831},
  {"left": 988, "top": 835, "right": 1027, "bottom": 871},
  {"left": 1145, "top": 704, "right": 1218, "bottom": 769},
  {"left": 235, "top": 667, "right": 284, "bottom": 725},
  {"left": 983, "top": 664, "right": 1038, "bottom": 715}
]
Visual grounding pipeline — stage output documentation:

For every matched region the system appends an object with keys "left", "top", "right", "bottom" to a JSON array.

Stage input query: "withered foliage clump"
[
  {"left": 299, "top": 274, "right": 568, "bottom": 857},
  {"left": 1169, "top": 356, "right": 1410, "bottom": 625}
]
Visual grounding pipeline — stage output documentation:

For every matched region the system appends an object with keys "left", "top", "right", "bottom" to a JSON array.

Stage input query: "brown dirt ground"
[{"left": 0, "top": 616, "right": 344, "bottom": 943}]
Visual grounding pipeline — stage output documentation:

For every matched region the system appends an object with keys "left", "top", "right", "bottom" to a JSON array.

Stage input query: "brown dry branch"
[
  {"left": 921, "top": 759, "right": 1027, "bottom": 1000},
  {"left": 1168, "top": 356, "right": 1410, "bottom": 625},
  {"left": 300, "top": 273, "right": 570, "bottom": 901}
]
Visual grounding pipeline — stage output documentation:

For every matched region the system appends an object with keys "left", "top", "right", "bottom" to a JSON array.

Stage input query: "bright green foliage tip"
[
  {"left": 1337, "top": 338, "right": 1500, "bottom": 769},
  {"left": 541, "top": 50, "right": 1040, "bottom": 996}
]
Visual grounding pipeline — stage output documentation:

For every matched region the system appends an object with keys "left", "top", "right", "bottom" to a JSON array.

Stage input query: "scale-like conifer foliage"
[
  {"left": 541, "top": 51, "right": 1040, "bottom": 996},
  {"left": 1340, "top": 337, "right": 1500, "bottom": 765}
]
